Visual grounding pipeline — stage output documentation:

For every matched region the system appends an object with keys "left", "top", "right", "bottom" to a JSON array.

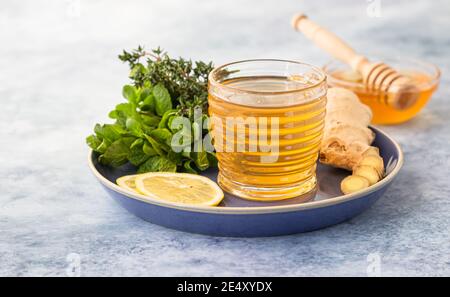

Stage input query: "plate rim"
[{"left": 88, "top": 126, "right": 403, "bottom": 215}]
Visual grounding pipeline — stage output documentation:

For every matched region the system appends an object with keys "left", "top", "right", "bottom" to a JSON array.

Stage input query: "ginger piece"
[
  {"left": 339, "top": 153, "right": 385, "bottom": 194},
  {"left": 353, "top": 165, "right": 381, "bottom": 186},
  {"left": 320, "top": 88, "right": 374, "bottom": 171},
  {"left": 358, "top": 155, "right": 384, "bottom": 177},
  {"left": 362, "top": 146, "right": 380, "bottom": 157},
  {"left": 341, "top": 175, "right": 370, "bottom": 195},
  {"left": 319, "top": 88, "right": 386, "bottom": 194}
]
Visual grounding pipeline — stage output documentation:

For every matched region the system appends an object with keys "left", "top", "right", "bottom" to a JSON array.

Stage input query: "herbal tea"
[{"left": 208, "top": 66, "right": 327, "bottom": 201}]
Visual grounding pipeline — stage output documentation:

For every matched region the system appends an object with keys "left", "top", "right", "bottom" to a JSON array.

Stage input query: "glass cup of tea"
[{"left": 208, "top": 59, "right": 327, "bottom": 201}]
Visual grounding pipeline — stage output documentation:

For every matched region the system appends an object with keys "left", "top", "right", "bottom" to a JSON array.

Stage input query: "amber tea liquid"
[{"left": 208, "top": 72, "right": 327, "bottom": 201}]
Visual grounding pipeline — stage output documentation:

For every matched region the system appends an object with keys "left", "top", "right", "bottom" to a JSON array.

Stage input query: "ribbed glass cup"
[{"left": 208, "top": 59, "right": 327, "bottom": 201}]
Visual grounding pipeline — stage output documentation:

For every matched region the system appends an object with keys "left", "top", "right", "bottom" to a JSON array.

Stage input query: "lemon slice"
[
  {"left": 116, "top": 174, "right": 141, "bottom": 194},
  {"left": 134, "top": 172, "right": 224, "bottom": 206}
]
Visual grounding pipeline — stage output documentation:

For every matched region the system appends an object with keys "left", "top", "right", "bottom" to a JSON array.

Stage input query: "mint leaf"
[
  {"left": 143, "top": 142, "right": 157, "bottom": 156},
  {"left": 183, "top": 160, "right": 197, "bottom": 174},
  {"left": 192, "top": 150, "right": 209, "bottom": 171},
  {"left": 116, "top": 103, "right": 134, "bottom": 116},
  {"left": 159, "top": 110, "right": 177, "bottom": 129},
  {"left": 138, "top": 156, "right": 177, "bottom": 173},
  {"left": 94, "top": 124, "right": 126, "bottom": 143},
  {"left": 207, "top": 152, "right": 218, "bottom": 168},
  {"left": 111, "top": 103, "right": 135, "bottom": 127},
  {"left": 153, "top": 83, "right": 172, "bottom": 116},
  {"left": 167, "top": 150, "right": 182, "bottom": 166},
  {"left": 139, "top": 87, "right": 155, "bottom": 112},
  {"left": 96, "top": 139, "right": 111, "bottom": 154},
  {"left": 86, "top": 135, "right": 102, "bottom": 152},
  {"left": 140, "top": 94, "right": 155, "bottom": 112},
  {"left": 125, "top": 118, "right": 143, "bottom": 137},
  {"left": 150, "top": 128, "right": 172, "bottom": 145},
  {"left": 144, "top": 135, "right": 165, "bottom": 156},
  {"left": 130, "top": 138, "right": 143, "bottom": 149},
  {"left": 128, "top": 141, "right": 149, "bottom": 166},
  {"left": 129, "top": 63, "right": 148, "bottom": 81},
  {"left": 141, "top": 114, "right": 160, "bottom": 127},
  {"left": 122, "top": 85, "right": 138, "bottom": 104},
  {"left": 99, "top": 137, "right": 134, "bottom": 167}
]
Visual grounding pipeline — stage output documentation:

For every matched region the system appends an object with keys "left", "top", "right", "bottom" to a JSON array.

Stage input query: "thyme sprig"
[{"left": 119, "top": 46, "right": 214, "bottom": 118}]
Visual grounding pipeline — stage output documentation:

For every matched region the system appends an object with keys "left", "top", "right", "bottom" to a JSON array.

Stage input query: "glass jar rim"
[{"left": 208, "top": 59, "right": 327, "bottom": 95}]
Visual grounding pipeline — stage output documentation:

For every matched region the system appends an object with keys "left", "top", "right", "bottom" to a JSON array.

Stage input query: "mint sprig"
[{"left": 86, "top": 47, "right": 217, "bottom": 173}]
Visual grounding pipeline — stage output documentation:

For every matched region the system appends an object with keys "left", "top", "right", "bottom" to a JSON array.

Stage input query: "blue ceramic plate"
[{"left": 89, "top": 126, "right": 403, "bottom": 237}]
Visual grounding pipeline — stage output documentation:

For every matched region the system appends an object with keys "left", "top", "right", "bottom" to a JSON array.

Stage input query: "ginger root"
[
  {"left": 358, "top": 154, "right": 384, "bottom": 177},
  {"left": 320, "top": 88, "right": 375, "bottom": 171},
  {"left": 341, "top": 175, "right": 370, "bottom": 195},
  {"left": 341, "top": 154, "right": 384, "bottom": 194},
  {"left": 353, "top": 165, "right": 380, "bottom": 186},
  {"left": 319, "top": 88, "right": 385, "bottom": 194}
]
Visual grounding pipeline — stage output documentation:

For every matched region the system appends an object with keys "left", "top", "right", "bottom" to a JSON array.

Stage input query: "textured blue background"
[{"left": 1, "top": 0, "right": 449, "bottom": 276}]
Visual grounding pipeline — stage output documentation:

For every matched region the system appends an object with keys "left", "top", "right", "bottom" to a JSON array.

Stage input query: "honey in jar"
[{"left": 324, "top": 57, "right": 440, "bottom": 125}]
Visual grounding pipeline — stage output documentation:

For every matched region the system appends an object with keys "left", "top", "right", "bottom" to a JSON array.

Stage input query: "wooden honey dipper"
[{"left": 291, "top": 13, "right": 419, "bottom": 110}]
